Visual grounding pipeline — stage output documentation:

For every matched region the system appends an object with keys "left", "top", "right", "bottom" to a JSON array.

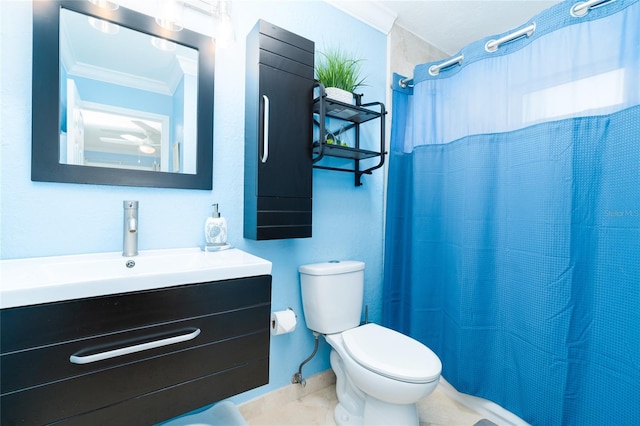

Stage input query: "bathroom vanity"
[{"left": 0, "top": 248, "right": 272, "bottom": 425}]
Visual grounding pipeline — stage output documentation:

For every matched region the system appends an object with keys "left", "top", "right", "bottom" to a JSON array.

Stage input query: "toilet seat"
[{"left": 341, "top": 323, "right": 442, "bottom": 384}]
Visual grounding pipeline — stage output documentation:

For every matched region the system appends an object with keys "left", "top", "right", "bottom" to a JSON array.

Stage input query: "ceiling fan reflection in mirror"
[
  {"left": 100, "top": 119, "right": 163, "bottom": 154},
  {"left": 81, "top": 106, "right": 167, "bottom": 158}
]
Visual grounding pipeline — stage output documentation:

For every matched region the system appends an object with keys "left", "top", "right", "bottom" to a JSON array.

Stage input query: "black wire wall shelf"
[{"left": 312, "top": 83, "right": 387, "bottom": 186}]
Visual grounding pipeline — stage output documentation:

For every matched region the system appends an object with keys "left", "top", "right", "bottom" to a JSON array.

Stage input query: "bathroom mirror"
[{"left": 32, "top": 0, "right": 215, "bottom": 189}]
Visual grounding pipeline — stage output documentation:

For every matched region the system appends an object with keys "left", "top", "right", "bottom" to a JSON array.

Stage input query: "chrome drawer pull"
[{"left": 69, "top": 328, "right": 201, "bottom": 365}]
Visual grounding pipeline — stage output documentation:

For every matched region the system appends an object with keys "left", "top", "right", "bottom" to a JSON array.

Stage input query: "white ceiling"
[
  {"left": 386, "top": 1, "right": 561, "bottom": 54},
  {"left": 329, "top": 1, "right": 561, "bottom": 55}
]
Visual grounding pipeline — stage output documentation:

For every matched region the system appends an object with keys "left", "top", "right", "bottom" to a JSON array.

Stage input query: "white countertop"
[{"left": 0, "top": 247, "right": 272, "bottom": 309}]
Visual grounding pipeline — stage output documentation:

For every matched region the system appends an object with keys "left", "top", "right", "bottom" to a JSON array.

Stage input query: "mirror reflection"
[{"left": 59, "top": 7, "right": 198, "bottom": 174}]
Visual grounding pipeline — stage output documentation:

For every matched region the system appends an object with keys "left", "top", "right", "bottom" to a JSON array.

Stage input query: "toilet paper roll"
[{"left": 270, "top": 308, "right": 297, "bottom": 335}]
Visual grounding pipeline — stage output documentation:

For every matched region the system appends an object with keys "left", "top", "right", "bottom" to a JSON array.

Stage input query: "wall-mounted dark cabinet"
[
  {"left": 244, "top": 20, "right": 314, "bottom": 240},
  {"left": 313, "top": 83, "right": 387, "bottom": 186}
]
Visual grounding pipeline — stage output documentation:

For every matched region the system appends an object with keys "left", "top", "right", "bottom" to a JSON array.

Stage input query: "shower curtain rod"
[
  {"left": 428, "top": 54, "right": 464, "bottom": 76},
  {"left": 399, "top": 54, "right": 463, "bottom": 88},
  {"left": 398, "top": 0, "right": 614, "bottom": 89},
  {"left": 484, "top": 23, "right": 535, "bottom": 53},
  {"left": 399, "top": 21, "right": 532, "bottom": 88},
  {"left": 571, "top": 0, "right": 617, "bottom": 16}
]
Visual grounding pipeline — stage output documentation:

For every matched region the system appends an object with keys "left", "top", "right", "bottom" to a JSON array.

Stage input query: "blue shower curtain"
[{"left": 383, "top": 1, "right": 640, "bottom": 425}]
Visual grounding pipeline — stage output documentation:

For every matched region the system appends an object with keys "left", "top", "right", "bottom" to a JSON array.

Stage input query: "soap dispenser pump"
[{"left": 204, "top": 203, "right": 228, "bottom": 250}]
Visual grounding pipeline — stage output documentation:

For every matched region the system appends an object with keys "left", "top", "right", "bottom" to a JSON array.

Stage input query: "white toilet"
[{"left": 299, "top": 260, "right": 442, "bottom": 426}]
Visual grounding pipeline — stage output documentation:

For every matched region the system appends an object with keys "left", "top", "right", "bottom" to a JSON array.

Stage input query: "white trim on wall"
[{"left": 323, "top": 0, "right": 398, "bottom": 35}]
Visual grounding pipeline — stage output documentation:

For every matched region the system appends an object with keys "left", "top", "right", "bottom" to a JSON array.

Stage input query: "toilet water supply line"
[
  {"left": 292, "top": 306, "right": 369, "bottom": 387},
  {"left": 292, "top": 332, "right": 319, "bottom": 387}
]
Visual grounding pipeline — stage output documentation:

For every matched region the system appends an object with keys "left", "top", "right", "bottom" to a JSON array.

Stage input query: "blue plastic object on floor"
[{"left": 159, "top": 401, "right": 247, "bottom": 426}]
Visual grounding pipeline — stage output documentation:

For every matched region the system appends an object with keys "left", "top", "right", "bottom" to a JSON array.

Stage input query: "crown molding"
[{"left": 323, "top": 0, "right": 398, "bottom": 35}]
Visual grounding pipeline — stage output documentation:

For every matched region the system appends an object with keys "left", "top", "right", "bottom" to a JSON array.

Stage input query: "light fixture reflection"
[
  {"left": 151, "top": 36, "right": 177, "bottom": 51},
  {"left": 88, "top": 17, "right": 120, "bottom": 35},
  {"left": 139, "top": 144, "right": 157, "bottom": 154},
  {"left": 216, "top": 12, "right": 234, "bottom": 48},
  {"left": 88, "top": 0, "right": 119, "bottom": 10},
  {"left": 211, "top": 0, "right": 234, "bottom": 48},
  {"left": 156, "top": 0, "right": 185, "bottom": 32}
]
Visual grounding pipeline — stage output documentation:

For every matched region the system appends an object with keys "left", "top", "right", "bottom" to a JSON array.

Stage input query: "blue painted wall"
[{"left": 0, "top": 0, "right": 387, "bottom": 406}]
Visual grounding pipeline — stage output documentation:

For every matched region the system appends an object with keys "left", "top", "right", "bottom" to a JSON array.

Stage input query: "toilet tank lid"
[{"left": 299, "top": 260, "right": 364, "bottom": 275}]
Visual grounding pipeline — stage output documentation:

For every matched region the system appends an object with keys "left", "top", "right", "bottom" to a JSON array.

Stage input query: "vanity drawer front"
[
  {"left": 2, "top": 332, "right": 269, "bottom": 425},
  {"left": 0, "top": 275, "right": 271, "bottom": 353},
  {"left": 1, "top": 304, "right": 269, "bottom": 393},
  {"left": 65, "top": 358, "right": 270, "bottom": 426}
]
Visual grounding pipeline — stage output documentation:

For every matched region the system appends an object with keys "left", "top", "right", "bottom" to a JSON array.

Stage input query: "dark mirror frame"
[{"left": 32, "top": 0, "right": 215, "bottom": 190}]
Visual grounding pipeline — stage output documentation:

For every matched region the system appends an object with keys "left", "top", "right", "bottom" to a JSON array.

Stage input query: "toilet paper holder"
[{"left": 270, "top": 308, "right": 297, "bottom": 336}]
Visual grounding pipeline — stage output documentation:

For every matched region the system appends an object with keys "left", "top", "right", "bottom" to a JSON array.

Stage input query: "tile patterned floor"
[{"left": 239, "top": 372, "right": 487, "bottom": 426}]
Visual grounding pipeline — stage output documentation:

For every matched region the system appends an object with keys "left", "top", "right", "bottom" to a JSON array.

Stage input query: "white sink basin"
[{"left": 0, "top": 248, "right": 272, "bottom": 309}]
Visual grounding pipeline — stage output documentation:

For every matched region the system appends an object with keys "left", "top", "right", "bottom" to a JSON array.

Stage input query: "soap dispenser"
[{"left": 204, "top": 203, "right": 228, "bottom": 249}]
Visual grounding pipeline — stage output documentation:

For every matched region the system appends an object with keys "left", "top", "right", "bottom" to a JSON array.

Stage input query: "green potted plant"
[{"left": 315, "top": 47, "right": 366, "bottom": 104}]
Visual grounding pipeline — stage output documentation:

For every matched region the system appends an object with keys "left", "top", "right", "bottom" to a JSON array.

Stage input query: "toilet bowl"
[
  {"left": 329, "top": 323, "right": 441, "bottom": 403},
  {"left": 299, "top": 261, "right": 442, "bottom": 426},
  {"left": 326, "top": 323, "right": 441, "bottom": 425}
]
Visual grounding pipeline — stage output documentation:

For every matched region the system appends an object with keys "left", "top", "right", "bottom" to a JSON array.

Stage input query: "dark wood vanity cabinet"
[
  {"left": 0, "top": 276, "right": 272, "bottom": 425},
  {"left": 244, "top": 20, "right": 314, "bottom": 240}
]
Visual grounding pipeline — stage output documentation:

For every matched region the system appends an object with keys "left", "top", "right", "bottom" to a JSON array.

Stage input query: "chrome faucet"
[{"left": 123, "top": 200, "right": 139, "bottom": 257}]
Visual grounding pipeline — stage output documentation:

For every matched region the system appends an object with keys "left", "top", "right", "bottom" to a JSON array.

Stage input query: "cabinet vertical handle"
[
  {"left": 69, "top": 328, "right": 201, "bottom": 365},
  {"left": 261, "top": 94, "right": 270, "bottom": 163}
]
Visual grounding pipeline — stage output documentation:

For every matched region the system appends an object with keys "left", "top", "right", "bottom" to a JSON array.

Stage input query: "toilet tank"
[{"left": 299, "top": 260, "right": 364, "bottom": 334}]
